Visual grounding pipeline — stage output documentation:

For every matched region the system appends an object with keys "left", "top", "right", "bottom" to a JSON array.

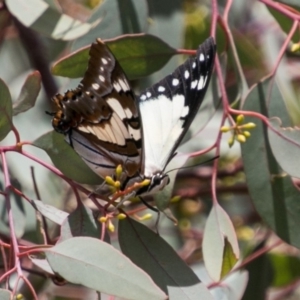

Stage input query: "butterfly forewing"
[
  {"left": 52, "top": 39, "right": 142, "bottom": 179},
  {"left": 138, "top": 37, "right": 216, "bottom": 178}
]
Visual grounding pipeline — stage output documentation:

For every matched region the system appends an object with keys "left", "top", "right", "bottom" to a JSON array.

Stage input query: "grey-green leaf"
[
  {"left": 33, "top": 131, "right": 101, "bottom": 184},
  {"left": 46, "top": 237, "right": 167, "bottom": 300},
  {"left": 13, "top": 71, "right": 41, "bottom": 116},
  {"left": 241, "top": 76, "right": 300, "bottom": 248},
  {"left": 119, "top": 218, "right": 200, "bottom": 294},
  {"left": 0, "top": 78, "right": 12, "bottom": 141},
  {"left": 30, "top": 199, "right": 69, "bottom": 225},
  {"left": 268, "top": 118, "right": 300, "bottom": 179}
]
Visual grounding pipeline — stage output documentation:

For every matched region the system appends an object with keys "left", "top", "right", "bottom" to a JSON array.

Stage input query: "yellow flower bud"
[
  {"left": 139, "top": 213, "right": 152, "bottom": 221},
  {"left": 117, "top": 213, "right": 127, "bottom": 220},
  {"left": 291, "top": 43, "right": 300, "bottom": 53},
  {"left": 241, "top": 122, "right": 256, "bottom": 129},
  {"left": 243, "top": 131, "right": 251, "bottom": 138},
  {"left": 108, "top": 220, "right": 115, "bottom": 232},
  {"left": 236, "top": 114, "right": 244, "bottom": 124},
  {"left": 236, "top": 134, "right": 246, "bottom": 143},
  {"left": 116, "top": 164, "right": 123, "bottom": 178},
  {"left": 170, "top": 195, "right": 181, "bottom": 203},
  {"left": 114, "top": 181, "right": 121, "bottom": 188},
  {"left": 220, "top": 126, "right": 231, "bottom": 133},
  {"left": 99, "top": 216, "right": 107, "bottom": 223},
  {"left": 105, "top": 176, "right": 115, "bottom": 186}
]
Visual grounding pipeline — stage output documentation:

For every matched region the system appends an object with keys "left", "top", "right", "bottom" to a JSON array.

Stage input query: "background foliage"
[{"left": 1, "top": 0, "right": 300, "bottom": 299}]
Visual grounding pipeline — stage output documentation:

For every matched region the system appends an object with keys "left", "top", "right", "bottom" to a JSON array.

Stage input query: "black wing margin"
[{"left": 138, "top": 37, "right": 216, "bottom": 176}]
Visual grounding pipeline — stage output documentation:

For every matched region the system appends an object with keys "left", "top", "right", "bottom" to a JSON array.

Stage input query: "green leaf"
[
  {"left": 52, "top": 34, "right": 176, "bottom": 80},
  {"left": 0, "top": 78, "right": 12, "bottom": 141},
  {"left": 202, "top": 204, "right": 239, "bottom": 282},
  {"left": 269, "top": 253, "right": 300, "bottom": 287},
  {"left": 51, "top": 44, "right": 90, "bottom": 79},
  {"left": 59, "top": 204, "right": 109, "bottom": 243},
  {"left": 243, "top": 242, "right": 273, "bottom": 300},
  {"left": 267, "top": 6, "right": 299, "bottom": 42},
  {"left": 221, "top": 238, "right": 238, "bottom": 279},
  {"left": 268, "top": 118, "right": 300, "bottom": 178},
  {"left": 6, "top": 0, "right": 100, "bottom": 40},
  {"left": 33, "top": 131, "right": 101, "bottom": 184},
  {"left": 106, "top": 35, "right": 176, "bottom": 79},
  {"left": 46, "top": 237, "right": 167, "bottom": 300},
  {"left": 241, "top": 75, "right": 300, "bottom": 248},
  {"left": 30, "top": 199, "right": 69, "bottom": 225},
  {"left": 119, "top": 217, "right": 200, "bottom": 294},
  {"left": 13, "top": 71, "right": 41, "bottom": 116}
]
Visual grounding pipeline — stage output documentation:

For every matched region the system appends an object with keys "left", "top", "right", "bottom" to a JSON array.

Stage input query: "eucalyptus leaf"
[
  {"left": 0, "top": 78, "right": 12, "bottom": 141},
  {"left": 119, "top": 217, "right": 200, "bottom": 294},
  {"left": 33, "top": 131, "right": 101, "bottom": 185},
  {"left": 46, "top": 237, "right": 167, "bottom": 300}
]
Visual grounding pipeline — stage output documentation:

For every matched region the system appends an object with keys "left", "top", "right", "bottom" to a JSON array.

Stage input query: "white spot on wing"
[
  {"left": 124, "top": 107, "right": 133, "bottom": 119},
  {"left": 100, "top": 67, "right": 104, "bottom": 72},
  {"left": 199, "top": 53, "right": 205, "bottom": 62},
  {"left": 197, "top": 76, "right": 206, "bottom": 90},
  {"left": 118, "top": 79, "right": 130, "bottom": 92},
  {"left": 140, "top": 94, "right": 146, "bottom": 101},
  {"left": 99, "top": 75, "right": 105, "bottom": 82},
  {"left": 192, "top": 62, "right": 196, "bottom": 69},
  {"left": 107, "top": 98, "right": 126, "bottom": 120},
  {"left": 101, "top": 58, "right": 108, "bottom": 65},
  {"left": 92, "top": 83, "right": 100, "bottom": 90},
  {"left": 172, "top": 78, "right": 179, "bottom": 86},
  {"left": 158, "top": 86, "right": 165, "bottom": 92},
  {"left": 146, "top": 92, "right": 151, "bottom": 98},
  {"left": 114, "top": 81, "right": 121, "bottom": 92},
  {"left": 78, "top": 126, "right": 89, "bottom": 133},
  {"left": 191, "top": 80, "right": 197, "bottom": 89},
  {"left": 111, "top": 112, "right": 130, "bottom": 139},
  {"left": 184, "top": 70, "right": 189, "bottom": 79}
]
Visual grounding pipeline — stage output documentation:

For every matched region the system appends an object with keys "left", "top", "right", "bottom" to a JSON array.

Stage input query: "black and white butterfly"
[{"left": 51, "top": 37, "right": 216, "bottom": 197}]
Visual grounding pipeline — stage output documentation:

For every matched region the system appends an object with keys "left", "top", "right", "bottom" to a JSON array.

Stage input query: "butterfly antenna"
[{"left": 166, "top": 155, "right": 219, "bottom": 175}]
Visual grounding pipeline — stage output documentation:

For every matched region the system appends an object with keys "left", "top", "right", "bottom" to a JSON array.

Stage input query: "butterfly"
[{"left": 51, "top": 37, "right": 216, "bottom": 198}]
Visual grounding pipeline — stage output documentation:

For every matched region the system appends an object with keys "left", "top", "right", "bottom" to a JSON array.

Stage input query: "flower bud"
[
  {"left": 241, "top": 122, "right": 256, "bottom": 129},
  {"left": 236, "top": 134, "right": 246, "bottom": 143},
  {"left": 236, "top": 114, "right": 244, "bottom": 124},
  {"left": 243, "top": 131, "right": 251, "bottom": 138},
  {"left": 117, "top": 213, "right": 127, "bottom": 220},
  {"left": 220, "top": 126, "right": 230, "bottom": 133},
  {"left": 105, "top": 176, "right": 115, "bottom": 186},
  {"left": 139, "top": 213, "right": 152, "bottom": 221}
]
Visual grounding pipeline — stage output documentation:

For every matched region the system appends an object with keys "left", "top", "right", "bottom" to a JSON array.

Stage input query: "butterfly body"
[{"left": 51, "top": 37, "right": 216, "bottom": 197}]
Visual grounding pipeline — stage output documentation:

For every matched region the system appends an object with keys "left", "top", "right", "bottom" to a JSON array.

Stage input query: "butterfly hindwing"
[
  {"left": 138, "top": 37, "right": 216, "bottom": 178},
  {"left": 52, "top": 39, "right": 142, "bottom": 179}
]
